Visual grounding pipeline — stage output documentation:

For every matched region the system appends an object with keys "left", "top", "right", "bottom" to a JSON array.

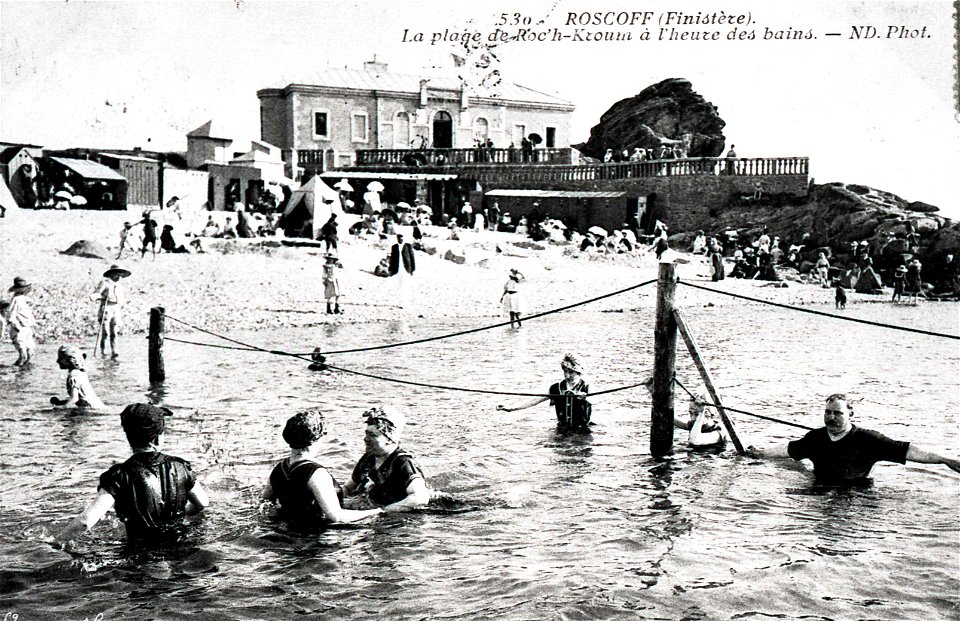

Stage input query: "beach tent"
[
  {"left": 280, "top": 176, "right": 342, "bottom": 238},
  {"left": 0, "top": 176, "right": 18, "bottom": 213}
]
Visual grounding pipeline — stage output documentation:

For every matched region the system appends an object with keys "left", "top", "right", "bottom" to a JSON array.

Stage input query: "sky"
[{"left": 2, "top": 0, "right": 958, "bottom": 217}]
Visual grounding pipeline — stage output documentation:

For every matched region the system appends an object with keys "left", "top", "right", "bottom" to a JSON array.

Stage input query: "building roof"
[
  {"left": 486, "top": 189, "right": 632, "bottom": 198},
  {"left": 99, "top": 152, "right": 161, "bottom": 163},
  {"left": 49, "top": 157, "right": 127, "bottom": 181},
  {"left": 187, "top": 120, "right": 235, "bottom": 141},
  {"left": 0, "top": 146, "right": 35, "bottom": 165},
  {"left": 261, "top": 66, "right": 573, "bottom": 108}
]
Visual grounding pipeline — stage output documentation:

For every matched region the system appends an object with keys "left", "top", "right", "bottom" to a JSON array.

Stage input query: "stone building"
[{"left": 257, "top": 59, "right": 575, "bottom": 178}]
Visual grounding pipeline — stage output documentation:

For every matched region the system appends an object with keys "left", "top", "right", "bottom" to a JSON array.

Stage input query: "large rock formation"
[
  {"left": 575, "top": 78, "right": 726, "bottom": 159},
  {"left": 697, "top": 182, "right": 956, "bottom": 282}
]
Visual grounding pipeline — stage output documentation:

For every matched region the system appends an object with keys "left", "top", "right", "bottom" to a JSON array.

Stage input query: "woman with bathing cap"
[
  {"left": 56, "top": 403, "right": 209, "bottom": 543},
  {"left": 497, "top": 353, "right": 593, "bottom": 433},
  {"left": 342, "top": 406, "right": 430, "bottom": 511},
  {"left": 263, "top": 410, "right": 383, "bottom": 525}
]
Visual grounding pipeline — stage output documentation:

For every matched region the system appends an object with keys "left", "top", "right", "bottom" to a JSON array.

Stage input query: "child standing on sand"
[
  {"left": 50, "top": 345, "right": 104, "bottom": 409},
  {"left": 5, "top": 277, "right": 37, "bottom": 366},
  {"left": 92, "top": 264, "right": 131, "bottom": 358},
  {"left": 322, "top": 254, "right": 342, "bottom": 315}
]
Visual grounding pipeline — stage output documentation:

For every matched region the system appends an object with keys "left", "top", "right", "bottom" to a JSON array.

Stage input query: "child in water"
[
  {"left": 6, "top": 276, "right": 37, "bottom": 366},
  {"left": 50, "top": 345, "right": 105, "bottom": 409},
  {"left": 675, "top": 393, "right": 725, "bottom": 449}
]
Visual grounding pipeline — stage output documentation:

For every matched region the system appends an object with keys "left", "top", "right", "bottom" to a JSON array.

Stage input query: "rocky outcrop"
[
  {"left": 574, "top": 78, "right": 726, "bottom": 159},
  {"left": 697, "top": 182, "right": 956, "bottom": 282}
]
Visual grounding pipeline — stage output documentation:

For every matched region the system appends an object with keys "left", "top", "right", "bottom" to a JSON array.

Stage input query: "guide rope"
[
  {"left": 678, "top": 280, "right": 960, "bottom": 341},
  {"left": 674, "top": 377, "right": 814, "bottom": 431}
]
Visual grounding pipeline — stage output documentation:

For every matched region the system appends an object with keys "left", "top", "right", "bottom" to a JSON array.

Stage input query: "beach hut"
[
  {"left": 279, "top": 176, "right": 342, "bottom": 238},
  {"left": 0, "top": 176, "right": 18, "bottom": 214}
]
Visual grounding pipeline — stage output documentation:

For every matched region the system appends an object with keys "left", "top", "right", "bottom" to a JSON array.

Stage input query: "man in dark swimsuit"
[
  {"left": 748, "top": 393, "right": 960, "bottom": 485},
  {"left": 57, "top": 403, "right": 209, "bottom": 542},
  {"left": 342, "top": 406, "right": 430, "bottom": 511}
]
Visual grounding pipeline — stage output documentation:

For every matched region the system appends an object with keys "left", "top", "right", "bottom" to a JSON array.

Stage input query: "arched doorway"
[{"left": 433, "top": 111, "right": 453, "bottom": 148}]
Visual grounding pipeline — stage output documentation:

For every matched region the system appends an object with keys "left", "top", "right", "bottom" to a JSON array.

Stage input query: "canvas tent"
[
  {"left": 280, "top": 176, "right": 342, "bottom": 238},
  {"left": 0, "top": 176, "right": 18, "bottom": 213}
]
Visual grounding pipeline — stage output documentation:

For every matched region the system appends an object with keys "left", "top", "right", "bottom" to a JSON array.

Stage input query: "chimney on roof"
[
  {"left": 419, "top": 79, "right": 429, "bottom": 107},
  {"left": 364, "top": 55, "right": 388, "bottom": 73}
]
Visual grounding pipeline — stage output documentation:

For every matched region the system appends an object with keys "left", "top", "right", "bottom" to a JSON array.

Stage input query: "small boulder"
[
  {"left": 443, "top": 249, "right": 466, "bottom": 265},
  {"left": 61, "top": 240, "right": 110, "bottom": 259},
  {"left": 907, "top": 200, "right": 939, "bottom": 213}
]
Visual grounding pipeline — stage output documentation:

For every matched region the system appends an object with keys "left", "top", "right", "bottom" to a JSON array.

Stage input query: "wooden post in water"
[
  {"left": 651, "top": 262, "right": 678, "bottom": 457},
  {"left": 148, "top": 306, "right": 166, "bottom": 383},
  {"left": 673, "top": 309, "right": 746, "bottom": 455}
]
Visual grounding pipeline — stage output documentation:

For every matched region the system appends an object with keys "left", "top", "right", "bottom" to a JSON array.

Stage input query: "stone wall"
[{"left": 478, "top": 172, "right": 808, "bottom": 232}]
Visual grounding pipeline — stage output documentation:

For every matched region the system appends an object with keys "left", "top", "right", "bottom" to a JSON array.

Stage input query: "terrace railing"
[{"left": 448, "top": 157, "right": 809, "bottom": 183}]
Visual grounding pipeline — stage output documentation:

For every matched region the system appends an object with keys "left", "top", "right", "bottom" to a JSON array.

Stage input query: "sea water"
[{"left": 1, "top": 301, "right": 958, "bottom": 620}]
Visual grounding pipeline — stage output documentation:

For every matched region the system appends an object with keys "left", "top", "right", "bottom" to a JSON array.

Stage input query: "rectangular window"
[
  {"left": 351, "top": 112, "right": 369, "bottom": 143},
  {"left": 313, "top": 110, "right": 330, "bottom": 140},
  {"left": 546, "top": 127, "right": 556, "bottom": 148},
  {"left": 512, "top": 124, "right": 526, "bottom": 146}
]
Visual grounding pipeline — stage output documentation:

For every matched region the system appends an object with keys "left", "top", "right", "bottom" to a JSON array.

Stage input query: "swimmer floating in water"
[
  {"left": 56, "top": 404, "right": 209, "bottom": 543},
  {"left": 262, "top": 410, "right": 383, "bottom": 526},
  {"left": 50, "top": 345, "right": 105, "bottom": 409}
]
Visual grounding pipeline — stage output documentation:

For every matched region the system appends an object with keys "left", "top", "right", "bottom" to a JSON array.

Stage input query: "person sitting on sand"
[
  {"left": 262, "top": 410, "right": 383, "bottom": 527},
  {"left": 201, "top": 216, "right": 221, "bottom": 238},
  {"left": 342, "top": 406, "right": 430, "bottom": 511},
  {"left": 160, "top": 225, "right": 189, "bottom": 253},
  {"left": 221, "top": 216, "right": 238, "bottom": 239},
  {"left": 50, "top": 345, "right": 105, "bottom": 409},
  {"left": 498, "top": 353, "right": 593, "bottom": 434},
  {"left": 92, "top": 264, "right": 131, "bottom": 358},
  {"left": 5, "top": 276, "right": 37, "bottom": 366},
  {"left": 56, "top": 403, "right": 210, "bottom": 542},
  {"left": 747, "top": 393, "right": 960, "bottom": 485},
  {"left": 675, "top": 393, "right": 725, "bottom": 449}
]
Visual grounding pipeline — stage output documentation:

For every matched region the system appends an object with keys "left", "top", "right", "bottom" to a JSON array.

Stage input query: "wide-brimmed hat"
[
  {"left": 120, "top": 403, "right": 173, "bottom": 447},
  {"left": 560, "top": 353, "right": 583, "bottom": 374},
  {"left": 282, "top": 410, "right": 326, "bottom": 449},
  {"left": 103, "top": 264, "right": 131, "bottom": 279},
  {"left": 8, "top": 276, "right": 32, "bottom": 293},
  {"left": 363, "top": 405, "right": 406, "bottom": 442},
  {"left": 895, "top": 265, "right": 908, "bottom": 273}
]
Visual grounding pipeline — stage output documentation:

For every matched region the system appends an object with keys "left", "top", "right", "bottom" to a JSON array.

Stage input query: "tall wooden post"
[
  {"left": 651, "top": 262, "right": 678, "bottom": 457},
  {"left": 148, "top": 306, "right": 166, "bottom": 383}
]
